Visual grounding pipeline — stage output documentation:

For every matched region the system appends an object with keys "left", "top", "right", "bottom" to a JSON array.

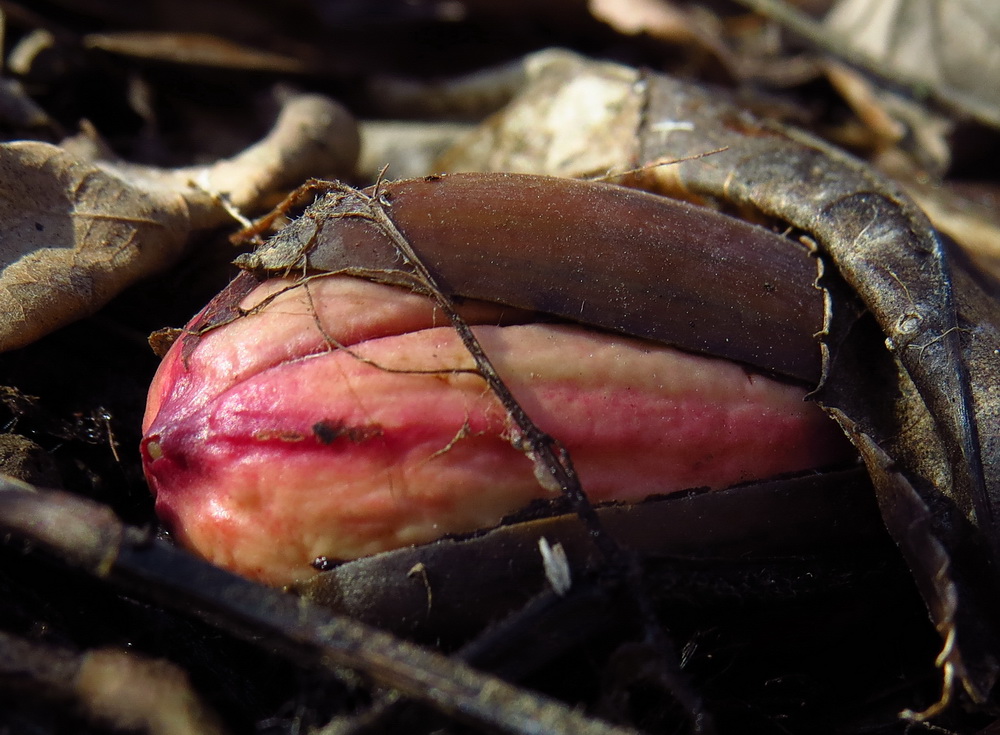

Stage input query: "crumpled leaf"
[
  {"left": 436, "top": 50, "right": 1000, "bottom": 711},
  {"left": 0, "top": 93, "right": 358, "bottom": 352}
]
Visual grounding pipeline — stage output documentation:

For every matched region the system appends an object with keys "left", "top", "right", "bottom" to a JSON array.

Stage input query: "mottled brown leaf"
[
  {"left": 0, "top": 94, "right": 358, "bottom": 352},
  {"left": 0, "top": 141, "right": 192, "bottom": 352}
]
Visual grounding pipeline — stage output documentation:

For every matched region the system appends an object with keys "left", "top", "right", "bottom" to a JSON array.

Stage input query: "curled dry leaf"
[
  {"left": 149, "top": 93, "right": 360, "bottom": 216},
  {"left": 0, "top": 93, "right": 358, "bottom": 352},
  {"left": 437, "top": 51, "right": 1000, "bottom": 711},
  {"left": 634, "top": 74, "right": 1000, "bottom": 711}
]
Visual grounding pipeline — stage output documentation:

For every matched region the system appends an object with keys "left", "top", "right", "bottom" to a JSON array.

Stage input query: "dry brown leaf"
[
  {"left": 0, "top": 141, "right": 192, "bottom": 352},
  {"left": 824, "top": 0, "right": 1000, "bottom": 127},
  {"left": 0, "top": 93, "right": 358, "bottom": 352},
  {"left": 588, "top": 0, "right": 735, "bottom": 72},
  {"left": 892, "top": 174, "right": 1000, "bottom": 280},
  {"left": 824, "top": 60, "right": 954, "bottom": 174}
]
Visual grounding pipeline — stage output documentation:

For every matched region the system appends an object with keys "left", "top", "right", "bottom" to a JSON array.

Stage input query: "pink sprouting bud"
[{"left": 142, "top": 274, "right": 853, "bottom": 586}]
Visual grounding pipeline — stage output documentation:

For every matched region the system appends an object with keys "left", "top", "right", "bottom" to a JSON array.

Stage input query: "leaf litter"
[{"left": 2, "top": 3, "right": 1000, "bottom": 734}]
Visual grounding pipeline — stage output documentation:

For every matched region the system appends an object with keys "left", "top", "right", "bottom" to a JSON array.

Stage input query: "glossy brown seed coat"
[{"left": 241, "top": 173, "right": 825, "bottom": 383}]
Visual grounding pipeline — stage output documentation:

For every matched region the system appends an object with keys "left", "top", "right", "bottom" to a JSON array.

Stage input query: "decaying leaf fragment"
[
  {"left": 0, "top": 93, "right": 358, "bottom": 352},
  {"left": 436, "top": 51, "right": 1000, "bottom": 713}
]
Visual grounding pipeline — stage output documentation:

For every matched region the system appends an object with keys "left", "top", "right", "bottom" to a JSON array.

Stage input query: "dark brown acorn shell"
[{"left": 237, "top": 173, "right": 825, "bottom": 383}]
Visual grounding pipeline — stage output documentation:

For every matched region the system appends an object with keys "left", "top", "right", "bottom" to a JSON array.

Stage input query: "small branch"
[{"left": 0, "top": 481, "right": 641, "bottom": 735}]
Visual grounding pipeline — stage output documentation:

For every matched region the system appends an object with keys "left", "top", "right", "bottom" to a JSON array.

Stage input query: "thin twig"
[
  {"left": 344, "top": 182, "right": 714, "bottom": 733},
  {"left": 0, "top": 482, "right": 640, "bottom": 735}
]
